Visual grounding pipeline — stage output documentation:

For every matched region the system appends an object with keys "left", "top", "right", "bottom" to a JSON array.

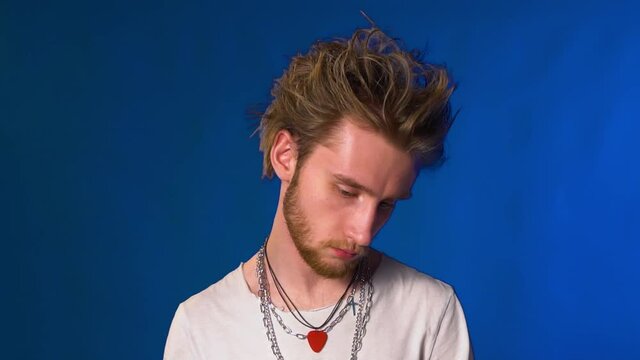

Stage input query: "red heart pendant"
[{"left": 307, "top": 330, "right": 328, "bottom": 352}]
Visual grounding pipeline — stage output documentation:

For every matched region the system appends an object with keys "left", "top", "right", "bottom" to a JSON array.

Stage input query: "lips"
[{"left": 332, "top": 247, "right": 358, "bottom": 259}]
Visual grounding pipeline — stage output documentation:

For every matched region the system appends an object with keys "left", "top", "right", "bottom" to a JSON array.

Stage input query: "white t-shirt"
[{"left": 164, "top": 254, "right": 473, "bottom": 359}]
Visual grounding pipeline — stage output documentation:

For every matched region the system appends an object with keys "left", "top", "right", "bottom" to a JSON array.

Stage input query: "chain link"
[
  {"left": 258, "top": 249, "right": 284, "bottom": 360},
  {"left": 257, "top": 245, "right": 373, "bottom": 360},
  {"left": 269, "top": 271, "right": 359, "bottom": 338}
]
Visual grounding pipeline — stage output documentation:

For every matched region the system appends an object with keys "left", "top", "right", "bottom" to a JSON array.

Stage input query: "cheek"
[
  {"left": 301, "top": 176, "right": 337, "bottom": 210},
  {"left": 306, "top": 190, "right": 351, "bottom": 233}
]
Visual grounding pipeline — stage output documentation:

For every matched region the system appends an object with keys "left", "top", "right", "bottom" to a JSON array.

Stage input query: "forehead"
[{"left": 306, "top": 117, "right": 417, "bottom": 198}]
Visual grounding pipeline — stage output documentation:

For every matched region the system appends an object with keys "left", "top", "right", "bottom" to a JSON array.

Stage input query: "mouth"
[{"left": 331, "top": 247, "right": 358, "bottom": 260}]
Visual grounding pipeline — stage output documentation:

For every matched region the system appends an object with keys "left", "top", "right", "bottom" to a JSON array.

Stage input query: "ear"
[{"left": 270, "top": 129, "right": 298, "bottom": 183}]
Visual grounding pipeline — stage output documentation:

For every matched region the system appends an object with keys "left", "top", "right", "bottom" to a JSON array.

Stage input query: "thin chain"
[
  {"left": 257, "top": 244, "right": 373, "bottom": 359},
  {"left": 264, "top": 237, "right": 360, "bottom": 330},
  {"left": 269, "top": 273, "right": 360, "bottom": 339}
]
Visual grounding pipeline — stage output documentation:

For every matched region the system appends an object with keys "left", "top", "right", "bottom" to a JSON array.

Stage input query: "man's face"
[{"left": 283, "top": 118, "right": 417, "bottom": 278}]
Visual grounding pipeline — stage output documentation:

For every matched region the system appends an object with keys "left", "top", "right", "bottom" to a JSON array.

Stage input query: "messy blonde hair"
[{"left": 258, "top": 27, "right": 455, "bottom": 178}]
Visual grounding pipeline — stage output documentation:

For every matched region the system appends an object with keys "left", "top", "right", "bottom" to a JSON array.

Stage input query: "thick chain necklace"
[{"left": 257, "top": 244, "right": 374, "bottom": 359}]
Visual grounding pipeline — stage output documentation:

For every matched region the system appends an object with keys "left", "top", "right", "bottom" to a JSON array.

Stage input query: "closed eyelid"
[
  {"left": 333, "top": 174, "right": 371, "bottom": 194},
  {"left": 379, "top": 200, "right": 396, "bottom": 208},
  {"left": 333, "top": 174, "right": 409, "bottom": 203},
  {"left": 337, "top": 186, "right": 357, "bottom": 196}
]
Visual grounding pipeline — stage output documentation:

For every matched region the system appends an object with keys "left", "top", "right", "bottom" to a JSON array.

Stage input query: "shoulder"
[
  {"left": 179, "top": 263, "right": 251, "bottom": 318},
  {"left": 165, "top": 264, "right": 262, "bottom": 358},
  {"left": 361, "top": 252, "right": 472, "bottom": 358},
  {"left": 374, "top": 252, "right": 455, "bottom": 306}
]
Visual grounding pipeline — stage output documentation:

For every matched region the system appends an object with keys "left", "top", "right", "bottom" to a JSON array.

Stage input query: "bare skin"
[
  {"left": 242, "top": 249, "right": 382, "bottom": 311},
  {"left": 242, "top": 117, "right": 417, "bottom": 311}
]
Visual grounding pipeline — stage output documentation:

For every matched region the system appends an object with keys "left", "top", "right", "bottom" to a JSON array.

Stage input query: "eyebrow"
[{"left": 332, "top": 174, "right": 413, "bottom": 201}]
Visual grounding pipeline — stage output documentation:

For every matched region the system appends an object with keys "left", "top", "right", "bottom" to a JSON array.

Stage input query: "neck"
[{"left": 263, "top": 204, "right": 356, "bottom": 310}]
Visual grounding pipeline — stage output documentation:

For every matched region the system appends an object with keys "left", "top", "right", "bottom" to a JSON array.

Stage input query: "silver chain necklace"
[
  {"left": 269, "top": 282, "right": 358, "bottom": 337},
  {"left": 264, "top": 236, "right": 360, "bottom": 331},
  {"left": 256, "top": 245, "right": 374, "bottom": 360}
]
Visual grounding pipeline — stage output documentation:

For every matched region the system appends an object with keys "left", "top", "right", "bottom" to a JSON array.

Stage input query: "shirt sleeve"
[
  {"left": 429, "top": 291, "right": 474, "bottom": 360},
  {"left": 164, "top": 303, "right": 199, "bottom": 360}
]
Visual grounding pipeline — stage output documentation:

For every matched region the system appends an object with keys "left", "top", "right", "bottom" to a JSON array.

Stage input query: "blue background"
[{"left": 3, "top": 0, "right": 639, "bottom": 359}]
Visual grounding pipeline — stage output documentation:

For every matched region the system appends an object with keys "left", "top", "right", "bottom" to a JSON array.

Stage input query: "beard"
[{"left": 282, "top": 169, "right": 361, "bottom": 279}]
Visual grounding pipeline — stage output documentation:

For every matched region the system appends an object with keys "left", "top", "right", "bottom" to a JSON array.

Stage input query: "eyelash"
[
  {"left": 337, "top": 187, "right": 395, "bottom": 210},
  {"left": 378, "top": 202, "right": 395, "bottom": 211},
  {"left": 338, "top": 188, "right": 357, "bottom": 198}
]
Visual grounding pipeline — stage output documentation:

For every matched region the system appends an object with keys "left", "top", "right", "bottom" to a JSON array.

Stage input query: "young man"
[{"left": 165, "top": 27, "right": 473, "bottom": 359}]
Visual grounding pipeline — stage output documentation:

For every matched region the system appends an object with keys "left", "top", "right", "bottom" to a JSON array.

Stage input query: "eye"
[
  {"left": 338, "top": 187, "right": 356, "bottom": 198},
  {"left": 378, "top": 201, "right": 396, "bottom": 211}
]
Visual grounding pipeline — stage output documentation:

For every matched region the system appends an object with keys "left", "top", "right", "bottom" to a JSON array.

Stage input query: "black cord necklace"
[{"left": 263, "top": 237, "right": 361, "bottom": 330}]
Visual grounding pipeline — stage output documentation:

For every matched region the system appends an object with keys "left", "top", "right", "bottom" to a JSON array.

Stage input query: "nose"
[{"left": 345, "top": 203, "right": 377, "bottom": 248}]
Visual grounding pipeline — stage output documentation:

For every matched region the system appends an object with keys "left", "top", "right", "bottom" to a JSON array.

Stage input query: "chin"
[{"left": 310, "top": 256, "right": 359, "bottom": 279}]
